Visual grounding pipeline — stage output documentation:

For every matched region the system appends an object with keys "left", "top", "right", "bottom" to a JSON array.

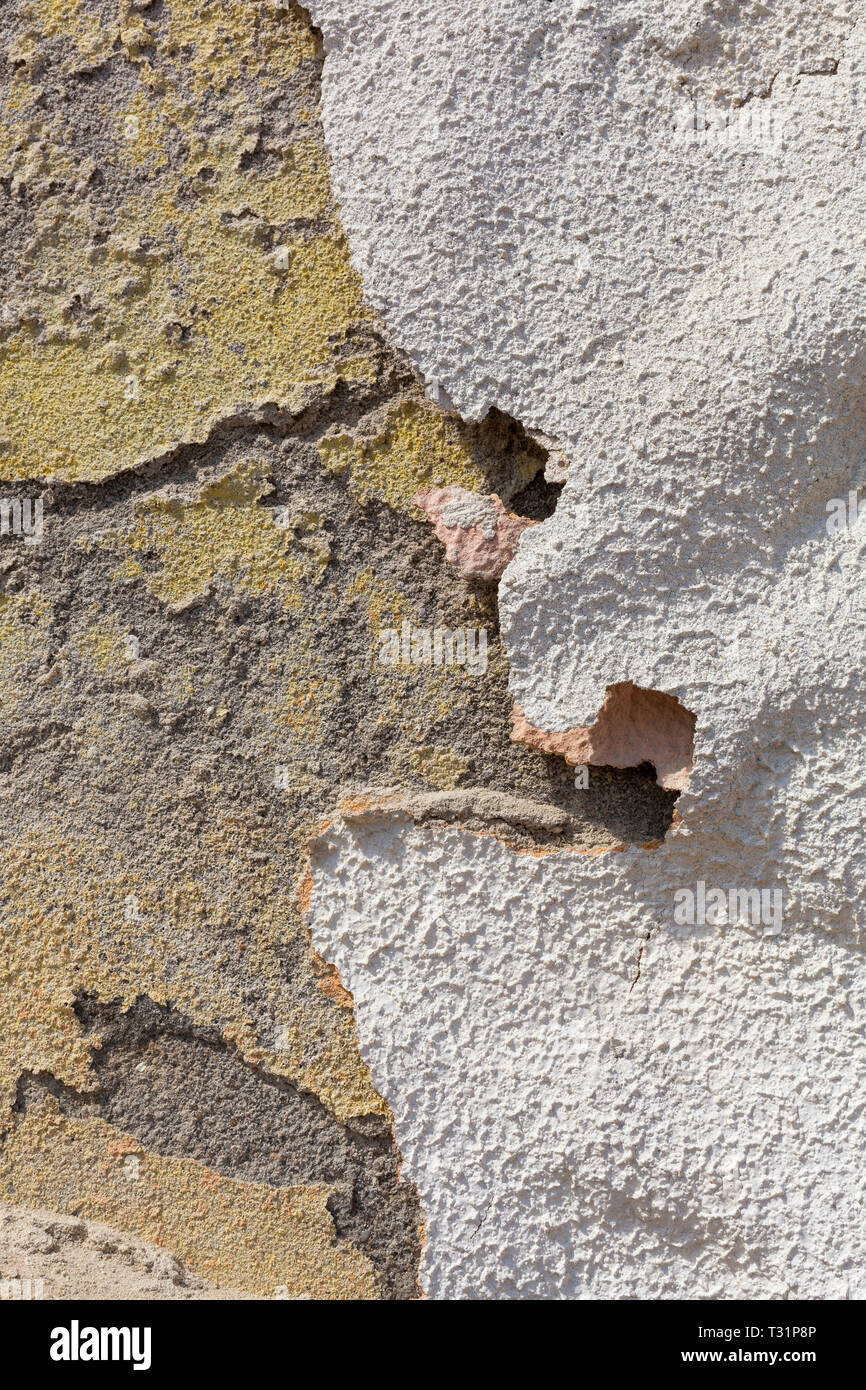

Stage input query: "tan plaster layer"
[{"left": 0, "top": 1100, "right": 379, "bottom": 1299}]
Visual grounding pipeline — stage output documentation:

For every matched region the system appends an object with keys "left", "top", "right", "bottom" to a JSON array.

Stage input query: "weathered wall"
[
  {"left": 303, "top": 0, "right": 866, "bottom": 1298},
  {"left": 2, "top": 0, "right": 863, "bottom": 1301},
  {"left": 0, "top": 0, "right": 670, "bottom": 1300}
]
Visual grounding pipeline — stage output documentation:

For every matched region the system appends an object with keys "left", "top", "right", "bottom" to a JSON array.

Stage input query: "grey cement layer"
[{"left": 56, "top": 994, "right": 423, "bottom": 1301}]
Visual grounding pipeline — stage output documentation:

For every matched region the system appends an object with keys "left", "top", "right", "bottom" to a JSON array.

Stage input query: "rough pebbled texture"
[
  {"left": 6, "top": 0, "right": 865, "bottom": 1300},
  {"left": 309, "top": 813, "right": 866, "bottom": 1300},
  {"left": 0, "top": 0, "right": 681, "bottom": 1295},
  {"left": 306, "top": 0, "right": 866, "bottom": 1297},
  {"left": 310, "top": 1, "right": 866, "bottom": 921}
]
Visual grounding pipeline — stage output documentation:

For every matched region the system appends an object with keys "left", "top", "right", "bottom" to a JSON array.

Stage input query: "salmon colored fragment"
[
  {"left": 414, "top": 485, "right": 536, "bottom": 580},
  {"left": 511, "top": 682, "right": 696, "bottom": 790}
]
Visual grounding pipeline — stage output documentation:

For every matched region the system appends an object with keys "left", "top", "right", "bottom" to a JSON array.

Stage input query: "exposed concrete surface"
[
  {"left": 1, "top": 1094, "right": 383, "bottom": 1299},
  {"left": 48, "top": 994, "right": 424, "bottom": 1300}
]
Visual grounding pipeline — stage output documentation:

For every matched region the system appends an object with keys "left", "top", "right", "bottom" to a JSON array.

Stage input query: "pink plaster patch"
[
  {"left": 511, "top": 682, "right": 696, "bottom": 791},
  {"left": 414, "top": 485, "right": 536, "bottom": 580}
]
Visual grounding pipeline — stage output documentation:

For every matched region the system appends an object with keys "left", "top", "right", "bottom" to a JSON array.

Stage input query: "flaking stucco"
[
  {"left": 3, "top": 0, "right": 863, "bottom": 1303},
  {"left": 303, "top": 0, "right": 866, "bottom": 1298}
]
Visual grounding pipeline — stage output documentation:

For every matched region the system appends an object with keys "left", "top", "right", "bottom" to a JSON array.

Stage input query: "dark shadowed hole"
[
  {"left": 510, "top": 472, "right": 565, "bottom": 521},
  {"left": 635, "top": 760, "right": 658, "bottom": 780}
]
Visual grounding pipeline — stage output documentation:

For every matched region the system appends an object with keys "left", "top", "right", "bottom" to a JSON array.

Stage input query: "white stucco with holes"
[{"left": 307, "top": 0, "right": 866, "bottom": 1297}]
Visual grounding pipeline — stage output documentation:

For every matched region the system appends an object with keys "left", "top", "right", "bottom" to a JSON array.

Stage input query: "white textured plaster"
[
  {"left": 307, "top": 0, "right": 866, "bottom": 1297},
  {"left": 310, "top": 813, "right": 866, "bottom": 1299},
  {"left": 309, "top": 0, "right": 866, "bottom": 916}
]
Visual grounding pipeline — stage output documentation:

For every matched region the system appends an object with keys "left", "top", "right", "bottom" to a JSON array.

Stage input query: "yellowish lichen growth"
[
  {"left": 349, "top": 567, "right": 507, "bottom": 737},
  {"left": 0, "top": 591, "right": 53, "bottom": 722},
  {"left": 0, "top": 1101, "right": 380, "bottom": 1299},
  {"left": 116, "top": 93, "right": 172, "bottom": 171},
  {"left": 0, "top": 1, "right": 376, "bottom": 483},
  {"left": 391, "top": 744, "right": 472, "bottom": 790},
  {"left": 0, "top": 0, "right": 444, "bottom": 1297},
  {"left": 270, "top": 632, "right": 345, "bottom": 742},
  {"left": 73, "top": 614, "right": 130, "bottom": 675},
  {"left": 91, "top": 459, "right": 324, "bottom": 610},
  {"left": 160, "top": 0, "right": 320, "bottom": 94},
  {"left": 319, "top": 398, "right": 488, "bottom": 513},
  {"left": 0, "top": 825, "right": 384, "bottom": 1123},
  {"left": 19, "top": 0, "right": 114, "bottom": 64}
]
